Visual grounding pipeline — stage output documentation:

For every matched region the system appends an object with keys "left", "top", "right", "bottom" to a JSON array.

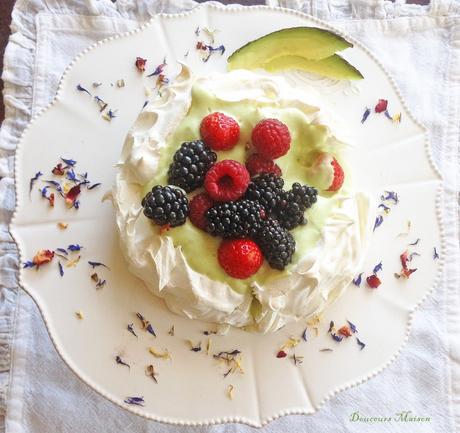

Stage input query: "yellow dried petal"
[
  {"left": 149, "top": 347, "right": 171, "bottom": 360},
  {"left": 227, "top": 384, "right": 234, "bottom": 400},
  {"left": 65, "top": 255, "right": 81, "bottom": 268}
]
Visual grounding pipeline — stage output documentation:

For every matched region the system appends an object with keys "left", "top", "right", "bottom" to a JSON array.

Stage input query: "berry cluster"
[{"left": 141, "top": 112, "right": 340, "bottom": 280}]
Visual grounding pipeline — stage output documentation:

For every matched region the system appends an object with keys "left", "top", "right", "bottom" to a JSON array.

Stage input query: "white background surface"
[{"left": 0, "top": 0, "right": 459, "bottom": 432}]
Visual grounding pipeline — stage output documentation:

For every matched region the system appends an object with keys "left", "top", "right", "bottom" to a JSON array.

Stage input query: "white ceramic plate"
[{"left": 10, "top": 3, "right": 443, "bottom": 427}]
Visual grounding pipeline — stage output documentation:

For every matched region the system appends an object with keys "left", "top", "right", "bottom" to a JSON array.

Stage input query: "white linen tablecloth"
[{"left": 0, "top": 0, "right": 459, "bottom": 432}]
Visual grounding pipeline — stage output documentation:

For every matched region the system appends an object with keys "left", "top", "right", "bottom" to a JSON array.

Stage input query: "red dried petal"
[
  {"left": 400, "top": 250, "right": 411, "bottom": 270},
  {"left": 52, "top": 163, "right": 65, "bottom": 176},
  {"left": 401, "top": 268, "right": 417, "bottom": 279},
  {"left": 366, "top": 274, "right": 381, "bottom": 289},
  {"left": 338, "top": 325, "right": 352, "bottom": 338},
  {"left": 276, "top": 350, "right": 287, "bottom": 358},
  {"left": 65, "top": 184, "right": 81, "bottom": 207},
  {"left": 33, "top": 249, "right": 54, "bottom": 267},
  {"left": 135, "top": 57, "right": 147, "bottom": 72},
  {"left": 49, "top": 193, "right": 55, "bottom": 207},
  {"left": 375, "top": 99, "right": 388, "bottom": 113}
]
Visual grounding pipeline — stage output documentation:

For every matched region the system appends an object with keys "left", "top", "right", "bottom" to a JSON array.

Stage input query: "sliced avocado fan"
[
  {"left": 227, "top": 27, "right": 353, "bottom": 70},
  {"left": 263, "top": 54, "right": 364, "bottom": 80},
  {"left": 227, "top": 26, "right": 363, "bottom": 80}
]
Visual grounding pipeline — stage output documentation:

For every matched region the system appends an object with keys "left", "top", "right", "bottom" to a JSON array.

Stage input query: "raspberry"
[
  {"left": 200, "top": 112, "right": 240, "bottom": 151},
  {"left": 245, "top": 153, "right": 282, "bottom": 177},
  {"left": 218, "top": 239, "right": 263, "bottom": 279},
  {"left": 327, "top": 157, "right": 345, "bottom": 192},
  {"left": 189, "top": 193, "right": 214, "bottom": 231},
  {"left": 251, "top": 119, "right": 291, "bottom": 159},
  {"left": 204, "top": 160, "right": 250, "bottom": 202}
]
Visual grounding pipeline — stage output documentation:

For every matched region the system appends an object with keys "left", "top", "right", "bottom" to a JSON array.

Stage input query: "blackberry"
[
  {"left": 276, "top": 183, "right": 317, "bottom": 230},
  {"left": 167, "top": 140, "right": 217, "bottom": 192},
  {"left": 206, "top": 199, "right": 265, "bottom": 239},
  {"left": 255, "top": 218, "right": 295, "bottom": 270},
  {"left": 142, "top": 185, "right": 189, "bottom": 227},
  {"left": 244, "top": 173, "right": 284, "bottom": 213}
]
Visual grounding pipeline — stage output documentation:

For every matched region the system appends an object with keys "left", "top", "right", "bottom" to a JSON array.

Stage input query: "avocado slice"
[
  {"left": 227, "top": 27, "right": 352, "bottom": 71},
  {"left": 263, "top": 54, "right": 364, "bottom": 80}
]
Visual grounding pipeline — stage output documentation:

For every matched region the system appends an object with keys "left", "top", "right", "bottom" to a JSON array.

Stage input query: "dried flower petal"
[
  {"left": 352, "top": 273, "right": 363, "bottom": 287},
  {"left": 400, "top": 250, "right": 409, "bottom": 269},
  {"left": 96, "top": 279, "right": 106, "bottom": 289},
  {"left": 338, "top": 325, "right": 352, "bottom": 338},
  {"left": 116, "top": 79, "right": 125, "bottom": 88},
  {"left": 331, "top": 333, "right": 343, "bottom": 342},
  {"left": 320, "top": 348, "right": 333, "bottom": 352},
  {"left": 381, "top": 190, "right": 399, "bottom": 204},
  {"left": 124, "top": 396, "right": 145, "bottom": 406},
  {"left": 148, "top": 347, "right": 171, "bottom": 360},
  {"left": 68, "top": 244, "right": 83, "bottom": 252},
  {"left": 88, "top": 261, "right": 109, "bottom": 269},
  {"left": 33, "top": 249, "right": 54, "bottom": 268},
  {"left": 147, "top": 62, "right": 167, "bottom": 77},
  {"left": 392, "top": 112, "right": 402, "bottom": 123},
  {"left": 301, "top": 328, "right": 308, "bottom": 342},
  {"left": 433, "top": 247, "right": 440, "bottom": 260},
  {"left": 196, "top": 41, "right": 225, "bottom": 62},
  {"left": 366, "top": 274, "right": 381, "bottom": 289},
  {"left": 276, "top": 350, "right": 287, "bottom": 358},
  {"left": 135, "top": 57, "right": 147, "bottom": 72},
  {"left": 87, "top": 183, "right": 101, "bottom": 190},
  {"left": 373, "top": 215, "right": 384, "bottom": 231},
  {"left": 29, "top": 171, "right": 43, "bottom": 194},
  {"left": 361, "top": 107, "right": 371, "bottom": 124},
  {"left": 375, "top": 99, "right": 388, "bottom": 113},
  {"left": 75, "top": 311, "right": 84, "bottom": 319},
  {"left": 356, "top": 337, "right": 366, "bottom": 350},
  {"left": 347, "top": 320, "right": 358, "bottom": 333},
  {"left": 116, "top": 355, "right": 130, "bottom": 369},
  {"left": 65, "top": 184, "right": 81, "bottom": 208},
  {"left": 58, "top": 261, "right": 64, "bottom": 277},
  {"left": 373, "top": 262, "right": 383, "bottom": 274},
  {"left": 187, "top": 340, "right": 202, "bottom": 352},
  {"left": 227, "top": 384, "right": 234, "bottom": 400},
  {"left": 292, "top": 353, "right": 304, "bottom": 366},
  {"left": 145, "top": 365, "right": 158, "bottom": 383},
  {"left": 76, "top": 84, "right": 91, "bottom": 96},
  {"left": 65, "top": 255, "right": 81, "bottom": 268},
  {"left": 378, "top": 203, "right": 390, "bottom": 213},
  {"left": 409, "top": 238, "right": 420, "bottom": 246},
  {"left": 127, "top": 323, "right": 137, "bottom": 337},
  {"left": 168, "top": 325, "right": 175, "bottom": 336},
  {"left": 279, "top": 336, "right": 300, "bottom": 352},
  {"left": 57, "top": 222, "right": 68, "bottom": 230},
  {"left": 327, "top": 321, "right": 335, "bottom": 334}
]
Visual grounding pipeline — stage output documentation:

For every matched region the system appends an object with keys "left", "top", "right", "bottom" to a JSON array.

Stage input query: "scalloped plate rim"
[{"left": 8, "top": 3, "right": 445, "bottom": 427}]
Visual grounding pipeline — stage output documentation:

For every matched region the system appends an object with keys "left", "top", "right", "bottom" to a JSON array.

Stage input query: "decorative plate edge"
[{"left": 8, "top": 2, "right": 446, "bottom": 428}]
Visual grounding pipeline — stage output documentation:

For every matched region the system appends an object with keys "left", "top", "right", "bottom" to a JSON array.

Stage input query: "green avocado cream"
[{"left": 142, "top": 82, "right": 349, "bottom": 294}]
